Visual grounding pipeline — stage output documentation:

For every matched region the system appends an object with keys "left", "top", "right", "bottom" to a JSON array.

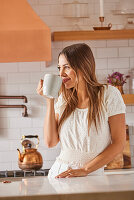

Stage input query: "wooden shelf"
[
  {"left": 52, "top": 29, "right": 134, "bottom": 41},
  {"left": 122, "top": 94, "right": 134, "bottom": 105}
]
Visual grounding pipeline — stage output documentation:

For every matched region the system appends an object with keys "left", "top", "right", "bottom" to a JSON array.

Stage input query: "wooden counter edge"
[{"left": 1, "top": 191, "right": 134, "bottom": 200}]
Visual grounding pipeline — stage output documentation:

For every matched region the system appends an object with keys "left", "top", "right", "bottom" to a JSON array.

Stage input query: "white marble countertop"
[{"left": 0, "top": 169, "right": 134, "bottom": 200}]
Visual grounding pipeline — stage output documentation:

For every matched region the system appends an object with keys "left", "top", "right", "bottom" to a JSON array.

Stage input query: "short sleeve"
[
  {"left": 54, "top": 94, "right": 66, "bottom": 118},
  {"left": 105, "top": 85, "right": 126, "bottom": 117}
]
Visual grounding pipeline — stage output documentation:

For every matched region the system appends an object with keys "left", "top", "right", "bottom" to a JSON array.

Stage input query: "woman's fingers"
[
  {"left": 55, "top": 169, "right": 75, "bottom": 178},
  {"left": 36, "top": 79, "right": 43, "bottom": 96},
  {"left": 55, "top": 168, "right": 88, "bottom": 178}
]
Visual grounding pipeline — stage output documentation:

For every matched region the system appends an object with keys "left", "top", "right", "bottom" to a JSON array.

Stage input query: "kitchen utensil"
[
  {"left": 17, "top": 135, "right": 43, "bottom": 171},
  {"left": 43, "top": 74, "right": 62, "bottom": 98}
]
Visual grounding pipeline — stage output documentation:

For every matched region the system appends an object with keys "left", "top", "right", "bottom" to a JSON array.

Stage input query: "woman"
[{"left": 37, "top": 43, "right": 126, "bottom": 178}]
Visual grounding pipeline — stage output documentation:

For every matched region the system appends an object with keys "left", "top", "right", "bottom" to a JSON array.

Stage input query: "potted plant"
[{"left": 107, "top": 72, "right": 130, "bottom": 94}]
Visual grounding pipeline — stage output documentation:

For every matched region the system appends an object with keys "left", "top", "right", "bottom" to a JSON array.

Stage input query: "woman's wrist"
[
  {"left": 82, "top": 165, "right": 91, "bottom": 174},
  {"left": 46, "top": 98, "right": 55, "bottom": 107}
]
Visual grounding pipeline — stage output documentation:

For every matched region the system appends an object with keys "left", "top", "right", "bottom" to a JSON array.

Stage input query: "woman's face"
[{"left": 58, "top": 54, "right": 77, "bottom": 89}]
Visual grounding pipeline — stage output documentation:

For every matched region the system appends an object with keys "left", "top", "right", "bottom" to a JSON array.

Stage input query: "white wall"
[{"left": 0, "top": 0, "right": 134, "bottom": 170}]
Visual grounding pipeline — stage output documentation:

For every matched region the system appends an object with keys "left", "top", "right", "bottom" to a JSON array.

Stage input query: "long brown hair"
[{"left": 58, "top": 43, "right": 106, "bottom": 133}]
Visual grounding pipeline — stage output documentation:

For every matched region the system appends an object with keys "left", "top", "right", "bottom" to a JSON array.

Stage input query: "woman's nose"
[{"left": 59, "top": 68, "right": 65, "bottom": 77}]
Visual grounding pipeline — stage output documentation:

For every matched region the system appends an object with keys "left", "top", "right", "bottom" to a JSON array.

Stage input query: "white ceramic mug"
[{"left": 43, "top": 74, "right": 62, "bottom": 98}]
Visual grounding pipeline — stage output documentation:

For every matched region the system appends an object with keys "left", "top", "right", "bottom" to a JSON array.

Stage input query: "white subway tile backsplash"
[
  {"left": 94, "top": 2, "right": 116, "bottom": 15},
  {"left": 0, "top": 109, "right": 8, "bottom": 117},
  {"left": 130, "top": 58, "right": 134, "bottom": 69},
  {"left": 128, "top": 124, "right": 133, "bottom": 135},
  {"left": 96, "top": 48, "right": 118, "bottom": 58},
  {"left": 130, "top": 135, "right": 134, "bottom": 145},
  {"left": 50, "top": 5, "right": 63, "bottom": 16},
  {"left": 9, "top": 118, "right": 32, "bottom": 128},
  {"left": 0, "top": 84, "right": 20, "bottom": 95},
  {"left": 86, "top": 40, "right": 107, "bottom": 48},
  {"left": 132, "top": 126, "right": 134, "bottom": 135},
  {"left": 52, "top": 41, "right": 63, "bottom": 49},
  {"left": 37, "top": 5, "right": 50, "bottom": 15},
  {"left": 0, "top": 152, "right": 13, "bottom": 162},
  {"left": 131, "top": 156, "right": 134, "bottom": 167},
  {"left": 30, "top": 72, "right": 45, "bottom": 83},
  {"left": 126, "top": 113, "right": 134, "bottom": 124},
  {"left": 32, "top": 118, "right": 44, "bottom": 128},
  {"left": 52, "top": 48, "right": 62, "bottom": 61},
  {"left": 0, "top": 140, "right": 11, "bottom": 151},
  {"left": 29, "top": 106, "right": 45, "bottom": 118},
  {"left": 87, "top": 3, "right": 94, "bottom": 15},
  {"left": 103, "top": 3, "right": 116, "bottom": 14},
  {"left": 62, "top": 0, "right": 89, "bottom": 3},
  {"left": 41, "top": 148, "right": 60, "bottom": 161},
  {"left": 119, "top": 47, "right": 134, "bottom": 57},
  {"left": 104, "top": 0, "right": 120, "bottom": 2},
  {"left": 0, "top": 118, "right": 10, "bottom": 128},
  {"left": 10, "top": 140, "right": 22, "bottom": 152},
  {"left": 42, "top": 160, "right": 55, "bottom": 169},
  {"left": 0, "top": 129, "right": 21, "bottom": 140},
  {"left": 19, "top": 62, "right": 41, "bottom": 72},
  {"left": 9, "top": 151, "right": 19, "bottom": 162},
  {"left": 62, "top": 41, "right": 82, "bottom": 48},
  {"left": 129, "top": 40, "right": 134, "bottom": 47},
  {"left": 0, "top": 162, "right": 12, "bottom": 171},
  {"left": 11, "top": 162, "right": 20, "bottom": 170},
  {"left": 0, "top": 109, "right": 21, "bottom": 118},
  {"left": 95, "top": 58, "right": 107, "bottom": 69},
  {"left": 96, "top": 69, "right": 108, "bottom": 81},
  {"left": 105, "top": 14, "right": 126, "bottom": 25},
  {"left": 0, "top": 63, "right": 18, "bottom": 72},
  {"left": 19, "top": 84, "right": 37, "bottom": 95},
  {"left": 131, "top": 106, "right": 134, "bottom": 112},
  {"left": 108, "top": 58, "right": 129, "bottom": 69},
  {"left": 42, "top": 16, "right": 62, "bottom": 27},
  {"left": 39, "top": 0, "right": 61, "bottom": 4},
  {"left": 41, "top": 62, "right": 58, "bottom": 73},
  {"left": 126, "top": 106, "right": 132, "bottom": 113},
  {"left": 8, "top": 73, "right": 30, "bottom": 84},
  {"left": 130, "top": 146, "right": 134, "bottom": 156},
  {"left": 107, "top": 40, "right": 128, "bottom": 47},
  {"left": 0, "top": 73, "right": 8, "bottom": 84},
  {"left": 62, "top": 18, "right": 82, "bottom": 27}
]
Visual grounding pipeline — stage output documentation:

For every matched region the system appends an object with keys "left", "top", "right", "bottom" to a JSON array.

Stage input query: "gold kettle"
[{"left": 17, "top": 135, "right": 43, "bottom": 171}]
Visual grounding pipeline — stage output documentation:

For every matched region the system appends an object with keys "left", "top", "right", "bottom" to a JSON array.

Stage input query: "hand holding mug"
[{"left": 37, "top": 74, "right": 62, "bottom": 99}]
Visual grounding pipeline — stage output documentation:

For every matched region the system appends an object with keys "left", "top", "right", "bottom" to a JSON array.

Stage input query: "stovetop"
[{"left": 0, "top": 169, "right": 49, "bottom": 178}]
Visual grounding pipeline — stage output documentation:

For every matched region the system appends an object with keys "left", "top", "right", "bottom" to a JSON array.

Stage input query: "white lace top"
[{"left": 48, "top": 85, "right": 126, "bottom": 178}]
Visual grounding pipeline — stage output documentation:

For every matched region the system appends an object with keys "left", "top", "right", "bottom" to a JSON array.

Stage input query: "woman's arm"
[
  {"left": 37, "top": 79, "right": 59, "bottom": 148},
  {"left": 56, "top": 113, "right": 126, "bottom": 178},
  {"left": 44, "top": 99, "right": 59, "bottom": 147},
  {"left": 83, "top": 113, "right": 126, "bottom": 172}
]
